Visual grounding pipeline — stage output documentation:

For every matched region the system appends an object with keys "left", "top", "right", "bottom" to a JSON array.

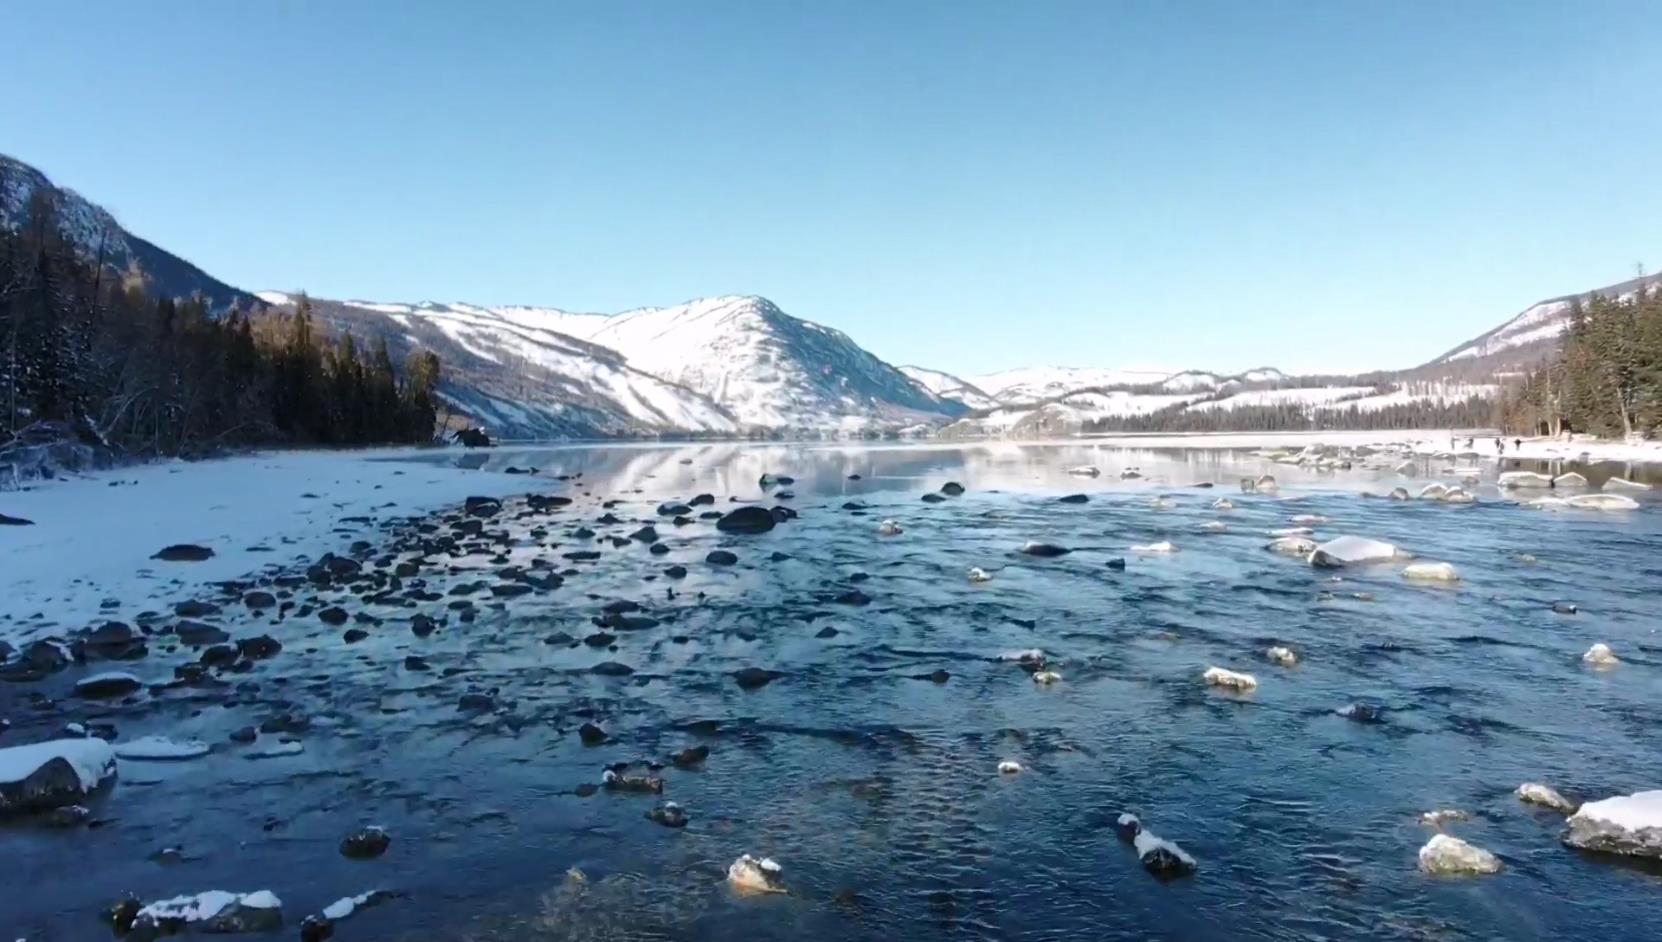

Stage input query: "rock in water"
[
  {"left": 1031, "top": 670, "right": 1062, "bottom": 685},
  {"left": 940, "top": 481, "right": 965, "bottom": 496},
  {"left": 1516, "top": 782, "right": 1578, "bottom": 814},
  {"left": 0, "top": 738, "right": 117, "bottom": 814},
  {"left": 1564, "top": 790, "right": 1662, "bottom": 858},
  {"left": 340, "top": 825, "right": 391, "bottom": 859},
  {"left": 1266, "top": 646, "right": 1298, "bottom": 667},
  {"left": 1135, "top": 829, "right": 1198, "bottom": 876},
  {"left": 998, "top": 760, "right": 1023, "bottom": 774},
  {"left": 706, "top": 550, "right": 739, "bottom": 566},
  {"left": 1131, "top": 541, "right": 1177, "bottom": 554},
  {"left": 74, "top": 672, "right": 143, "bottom": 699},
  {"left": 734, "top": 667, "right": 782, "bottom": 690},
  {"left": 1066, "top": 465, "right": 1101, "bottom": 477},
  {"left": 646, "top": 801, "right": 689, "bottom": 828},
  {"left": 0, "top": 512, "right": 35, "bottom": 525},
  {"left": 727, "top": 854, "right": 786, "bottom": 894},
  {"left": 1309, "top": 535, "right": 1399, "bottom": 568},
  {"left": 1553, "top": 472, "right": 1589, "bottom": 487},
  {"left": 1019, "top": 541, "right": 1070, "bottom": 557},
  {"left": 1498, "top": 471, "right": 1553, "bottom": 489},
  {"left": 1203, "top": 666, "right": 1258, "bottom": 691},
  {"left": 1265, "top": 536, "right": 1317, "bottom": 556},
  {"left": 1583, "top": 643, "right": 1620, "bottom": 668},
  {"left": 967, "top": 566, "right": 992, "bottom": 583},
  {"left": 716, "top": 506, "right": 775, "bottom": 534},
  {"left": 877, "top": 519, "right": 903, "bottom": 536},
  {"left": 1057, "top": 493, "right": 1089, "bottom": 504},
  {"left": 152, "top": 544, "right": 214, "bottom": 562},
  {"left": 1418, "top": 834, "right": 1501, "bottom": 874},
  {"left": 1402, "top": 561, "right": 1460, "bottom": 582},
  {"left": 578, "top": 722, "right": 608, "bottom": 745},
  {"left": 131, "top": 890, "right": 284, "bottom": 934}
]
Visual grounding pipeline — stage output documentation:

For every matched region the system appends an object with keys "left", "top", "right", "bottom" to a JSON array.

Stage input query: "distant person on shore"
[
  {"left": 1496, "top": 437, "right": 1505, "bottom": 455},
  {"left": 1514, "top": 438, "right": 1522, "bottom": 451}
]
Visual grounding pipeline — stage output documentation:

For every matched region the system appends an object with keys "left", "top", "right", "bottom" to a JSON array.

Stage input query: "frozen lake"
[{"left": 3, "top": 439, "right": 1660, "bottom": 940}]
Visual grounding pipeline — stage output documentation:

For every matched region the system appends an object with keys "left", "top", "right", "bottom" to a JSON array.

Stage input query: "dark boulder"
[
  {"left": 715, "top": 506, "right": 775, "bottom": 535},
  {"left": 151, "top": 544, "right": 214, "bottom": 562},
  {"left": 340, "top": 825, "right": 392, "bottom": 859},
  {"left": 74, "top": 672, "right": 142, "bottom": 698},
  {"left": 578, "top": 722, "right": 608, "bottom": 745},
  {"left": 734, "top": 667, "right": 782, "bottom": 690},
  {"left": 1020, "top": 542, "right": 1072, "bottom": 557},
  {"left": 236, "top": 635, "right": 282, "bottom": 660},
  {"left": 657, "top": 502, "right": 693, "bottom": 516},
  {"left": 591, "top": 661, "right": 635, "bottom": 676},
  {"left": 0, "top": 513, "right": 35, "bottom": 526},
  {"left": 243, "top": 591, "right": 277, "bottom": 610},
  {"left": 319, "top": 607, "right": 349, "bottom": 626},
  {"left": 646, "top": 801, "right": 689, "bottom": 828},
  {"left": 921, "top": 493, "right": 946, "bottom": 504},
  {"left": 706, "top": 550, "right": 739, "bottom": 566},
  {"left": 1057, "top": 494, "right": 1089, "bottom": 504},
  {"left": 175, "top": 621, "right": 229, "bottom": 646}
]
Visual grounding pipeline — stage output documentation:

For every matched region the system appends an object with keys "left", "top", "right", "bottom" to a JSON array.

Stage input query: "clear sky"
[{"left": 4, "top": 1, "right": 1659, "bottom": 378}]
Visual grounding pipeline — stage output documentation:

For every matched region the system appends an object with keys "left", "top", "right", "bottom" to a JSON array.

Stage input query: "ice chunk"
[
  {"left": 727, "top": 854, "right": 786, "bottom": 894},
  {"left": 1418, "top": 483, "right": 1448, "bottom": 500},
  {"left": 967, "top": 566, "right": 991, "bottom": 583},
  {"left": 1130, "top": 541, "right": 1177, "bottom": 554},
  {"left": 997, "top": 760, "right": 1023, "bottom": 775},
  {"left": 1309, "top": 535, "right": 1399, "bottom": 567},
  {"left": 1553, "top": 472, "right": 1588, "bottom": 487},
  {"left": 1564, "top": 790, "right": 1662, "bottom": 858},
  {"left": 1565, "top": 493, "right": 1639, "bottom": 511},
  {"left": 1031, "top": 670, "right": 1062, "bottom": 685},
  {"left": 1402, "top": 561, "right": 1459, "bottom": 582},
  {"left": 1199, "top": 521, "right": 1228, "bottom": 532},
  {"left": 1203, "top": 666, "right": 1258, "bottom": 691},
  {"left": 1515, "top": 782, "right": 1577, "bottom": 814},
  {"left": 1418, "top": 834, "right": 1501, "bottom": 874},
  {"left": 1420, "top": 809, "right": 1468, "bottom": 826},
  {"left": 1290, "top": 513, "right": 1328, "bottom": 525},
  {"left": 1066, "top": 465, "right": 1101, "bottom": 477},
  {"left": 1211, "top": 498, "right": 1235, "bottom": 510},
  {"left": 877, "top": 519, "right": 903, "bottom": 536},
  {"left": 115, "top": 736, "right": 211, "bottom": 761}
]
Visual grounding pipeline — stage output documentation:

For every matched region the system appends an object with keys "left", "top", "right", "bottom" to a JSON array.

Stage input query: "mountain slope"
[
  {"left": 899, "top": 366, "right": 1000, "bottom": 410},
  {"left": 259, "top": 294, "right": 740, "bottom": 438},
  {"left": 0, "top": 154, "right": 263, "bottom": 314},
  {"left": 282, "top": 293, "right": 962, "bottom": 438},
  {"left": 1421, "top": 271, "right": 1662, "bottom": 376}
]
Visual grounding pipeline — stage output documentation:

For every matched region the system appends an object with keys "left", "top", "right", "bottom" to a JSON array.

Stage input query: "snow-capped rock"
[
  {"left": 134, "top": 890, "right": 283, "bottom": 933},
  {"left": 1266, "top": 646, "right": 1298, "bottom": 667},
  {"left": 1309, "top": 535, "right": 1399, "bottom": 567},
  {"left": 1131, "top": 541, "right": 1177, "bottom": 554},
  {"left": 967, "top": 567, "right": 992, "bottom": 583},
  {"left": 1203, "top": 666, "right": 1258, "bottom": 691},
  {"left": 1499, "top": 471, "right": 1553, "bottom": 489},
  {"left": 1553, "top": 472, "right": 1589, "bottom": 487},
  {"left": 1417, "top": 834, "right": 1501, "bottom": 874},
  {"left": 1265, "top": 536, "right": 1317, "bottom": 556},
  {"left": 1582, "top": 643, "right": 1619, "bottom": 667},
  {"left": 1603, "top": 477, "right": 1652, "bottom": 492},
  {"left": 0, "top": 738, "right": 117, "bottom": 814},
  {"left": 1565, "top": 493, "right": 1640, "bottom": 511},
  {"left": 1564, "top": 790, "right": 1662, "bottom": 858},
  {"left": 1402, "top": 561, "right": 1459, "bottom": 582},
  {"left": 997, "top": 760, "right": 1024, "bottom": 775},
  {"left": 1031, "top": 670, "right": 1062, "bottom": 685},
  {"left": 1516, "top": 782, "right": 1577, "bottom": 814},
  {"left": 877, "top": 519, "right": 903, "bottom": 536},
  {"left": 1420, "top": 809, "right": 1469, "bottom": 827},
  {"left": 727, "top": 854, "right": 787, "bottom": 894}
]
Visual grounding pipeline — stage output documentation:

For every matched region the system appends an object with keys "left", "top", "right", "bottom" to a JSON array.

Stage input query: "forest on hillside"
[
  {"left": 1500, "top": 286, "right": 1662, "bottom": 439},
  {"left": 0, "top": 198, "right": 444, "bottom": 482},
  {"left": 1080, "top": 392, "right": 1498, "bottom": 434}
]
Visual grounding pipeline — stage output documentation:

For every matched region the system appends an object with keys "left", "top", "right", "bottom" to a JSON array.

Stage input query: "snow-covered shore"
[
  {"left": 0, "top": 448, "right": 527, "bottom": 644},
  {"left": 1075, "top": 429, "right": 1662, "bottom": 465}
]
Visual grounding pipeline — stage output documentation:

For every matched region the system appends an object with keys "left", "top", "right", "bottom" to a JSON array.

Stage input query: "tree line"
[
  {"left": 1499, "top": 284, "right": 1662, "bottom": 438},
  {"left": 1, "top": 195, "right": 443, "bottom": 460},
  {"left": 1080, "top": 392, "right": 1498, "bottom": 434}
]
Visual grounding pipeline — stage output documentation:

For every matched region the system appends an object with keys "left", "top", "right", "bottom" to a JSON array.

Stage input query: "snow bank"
[
  {"left": 1565, "top": 791, "right": 1662, "bottom": 858},
  {"left": 0, "top": 448, "right": 528, "bottom": 644}
]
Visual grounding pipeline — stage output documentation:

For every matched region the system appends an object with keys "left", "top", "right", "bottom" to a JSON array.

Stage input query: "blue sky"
[{"left": 4, "top": 1, "right": 1659, "bottom": 377}]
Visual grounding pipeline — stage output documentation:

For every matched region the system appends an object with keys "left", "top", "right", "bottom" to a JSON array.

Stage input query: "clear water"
[{"left": 5, "top": 441, "right": 1661, "bottom": 941}]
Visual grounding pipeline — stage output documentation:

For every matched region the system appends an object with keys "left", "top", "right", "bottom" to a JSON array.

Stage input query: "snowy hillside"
[
  {"left": 970, "top": 366, "right": 1175, "bottom": 403},
  {"left": 0, "top": 154, "right": 263, "bottom": 313},
  {"left": 271, "top": 293, "right": 961, "bottom": 438},
  {"left": 899, "top": 366, "right": 1000, "bottom": 410},
  {"left": 1426, "top": 272, "right": 1662, "bottom": 373}
]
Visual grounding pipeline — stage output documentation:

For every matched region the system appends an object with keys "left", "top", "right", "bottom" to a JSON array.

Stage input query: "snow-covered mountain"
[
  {"left": 261, "top": 293, "right": 962, "bottom": 438},
  {"left": 899, "top": 366, "right": 1000, "bottom": 410},
  {"left": 970, "top": 366, "right": 1175, "bottom": 404},
  {"left": 1424, "top": 272, "right": 1662, "bottom": 374},
  {"left": 0, "top": 154, "right": 263, "bottom": 314}
]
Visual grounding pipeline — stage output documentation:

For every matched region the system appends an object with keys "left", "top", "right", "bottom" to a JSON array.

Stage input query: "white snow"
[
  {"left": 0, "top": 449, "right": 531, "bottom": 645},
  {"left": 1565, "top": 494, "right": 1640, "bottom": 511},
  {"left": 1266, "top": 646, "right": 1298, "bottom": 667},
  {"left": 997, "top": 760, "right": 1023, "bottom": 774},
  {"left": 1583, "top": 643, "right": 1619, "bottom": 667},
  {"left": 1131, "top": 541, "right": 1177, "bottom": 554},
  {"left": 1031, "top": 670, "right": 1062, "bottom": 685},
  {"left": 136, "top": 890, "right": 281, "bottom": 925},
  {"left": 114, "top": 736, "right": 211, "bottom": 761},
  {"left": 899, "top": 366, "right": 1000, "bottom": 410},
  {"left": 0, "top": 738, "right": 116, "bottom": 791},
  {"left": 1499, "top": 471, "right": 1554, "bottom": 488},
  {"left": 969, "top": 365, "right": 1176, "bottom": 403},
  {"left": 321, "top": 890, "right": 381, "bottom": 921}
]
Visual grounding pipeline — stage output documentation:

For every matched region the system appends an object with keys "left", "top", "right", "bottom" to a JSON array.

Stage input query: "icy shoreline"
[
  {"left": 0, "top": 448, "right": 527, "bottom": 644},
  {"left": 1069, "top": 429, "right": 1662, "bottom": 465}
]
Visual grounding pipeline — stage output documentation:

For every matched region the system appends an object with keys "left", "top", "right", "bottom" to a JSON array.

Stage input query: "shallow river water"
[{"left": 5, "top": 441, "right": 1661, "bottom": 941}]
